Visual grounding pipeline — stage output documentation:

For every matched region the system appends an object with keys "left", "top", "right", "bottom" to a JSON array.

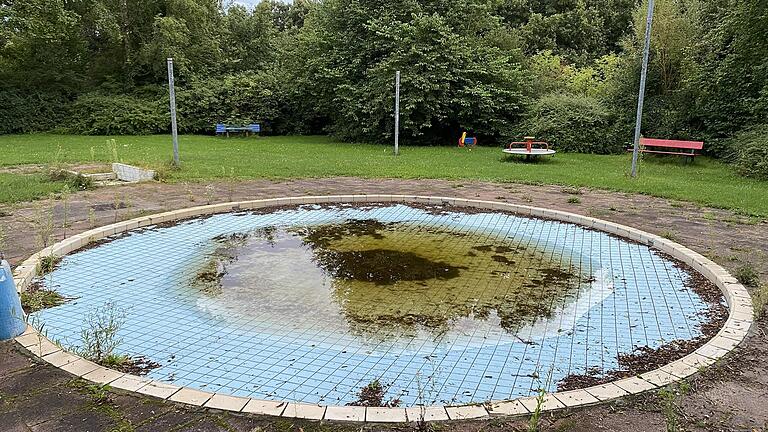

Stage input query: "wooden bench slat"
[
  {"left": 638, "top": 149, "right": 697, "bottom": 156},
  {"left": 640, "top": 138, "right": 704, "bottom": 150}
]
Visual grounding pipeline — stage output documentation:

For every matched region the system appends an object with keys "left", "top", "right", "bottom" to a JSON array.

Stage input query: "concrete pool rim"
[{"left": 11, "top": 195, "right": 754, "bottom": 423}]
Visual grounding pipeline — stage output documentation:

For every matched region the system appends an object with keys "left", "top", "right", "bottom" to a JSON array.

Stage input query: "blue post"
[{"left": 0, "top": 259, "right": 26, "bottom": 340}]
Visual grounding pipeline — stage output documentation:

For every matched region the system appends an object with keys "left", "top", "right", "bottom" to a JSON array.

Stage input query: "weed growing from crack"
[
  {"left": 39, "top": 255, "right": 60, "bottom": 275},
  {"left": 186, "top": 183, "right": 196, "bottom": 202},
  {"left": 413, "top": 360, "right": 439, "bottom": 431},
  {"left": 661, "top": 230, "right": 677, "bottom": 241},
  {"left": 34, "top": 201, "right": 55, "bottom": 248},
  {"left": 88, "top": 207, "right": 97, "bottom": 228},
  {"left": 86, "top": 382, "right": 112, "bottom": 405},
  {"left": 561, "top": 187, "right": 582, "bottom": 195},
  {"left": 101, "top": 353, "right": 131, "bottom": 369},
  {"left": 106, "top": 139, "right": 119, "bottom": 163},
  {"left": 752, "top": 283, "right": 768, "bottom": 318},
  {"left": 113, "top": 193, "right": 122, "bottom": 223},
  {"left": 204, "top": 184, "right": 216, "bottom": 205},
  {"left": 735, "top": 263, "right": 759, "bottom": 287},
  {"left": 349, "top": 379, "right": 400, "bottom": 407},
  {"left": 659, "top": 382, "right": 689, "bottom": 432},
  {"left": 528, "top": 367, "right": 554, "bottom": 432},
  {"left": 61, "top": 184, "right": 71, "bottom": 238},
  {"left": 77, "top": 302, "right": 126, "bottom": 364},
  {"left": 527, "top": 387, "right": 547, "bottom": 432},
  {"left": 21, "top": 288, "right": 68, "bottom": 313}
]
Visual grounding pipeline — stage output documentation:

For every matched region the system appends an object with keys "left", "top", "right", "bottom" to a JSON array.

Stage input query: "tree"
[
  {"left": 221, "top": 3, "right": 278, "bottom": 72},
  {"left": 292, "top": 0, "right": 527, "bottom": 144},
  {"left": 137, "top": 0, "right": 224, "bottom": 82},
  {"left": 685, "top": 0, "right": 768, "bottom": 140},
  {"left": 0, "top": 0, "right": 86, "bottom": 91}
]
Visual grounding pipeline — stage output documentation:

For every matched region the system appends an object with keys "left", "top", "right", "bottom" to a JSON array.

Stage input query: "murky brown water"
[{"left": 189, "top": 219, "right": 583, "bottom": 342}]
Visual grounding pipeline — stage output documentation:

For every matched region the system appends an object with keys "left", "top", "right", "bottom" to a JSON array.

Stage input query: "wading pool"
[{"left": 28, "top": 199, "right": 730, "bottom": 409}]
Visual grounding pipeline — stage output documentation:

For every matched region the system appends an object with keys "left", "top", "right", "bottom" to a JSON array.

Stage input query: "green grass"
[
  {"left": 1, "top": 134, "right": 768, "bottom": 216},
  {"left": 0, "top": 172, "right": 69, "bottom": 204}
]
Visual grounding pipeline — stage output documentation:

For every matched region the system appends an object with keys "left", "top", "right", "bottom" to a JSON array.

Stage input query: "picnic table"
[{"left": 215, "top": 123, "right": 261, "bottom": 137}]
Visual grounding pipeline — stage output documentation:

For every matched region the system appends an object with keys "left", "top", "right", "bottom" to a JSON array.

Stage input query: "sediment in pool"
[{"left": 190, "top": 218, "right": 584, "bottom": 339}]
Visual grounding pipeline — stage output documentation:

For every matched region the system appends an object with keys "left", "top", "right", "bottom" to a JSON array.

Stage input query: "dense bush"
[
  {"left": 0, "top": 88, "right": 71, "bottom": 134},
  {"left": 520, "top": 93, "right": 619, "bottom": 153},
  {"left": 65, "top": 93, "right": 168, "bottom": 135},
  {"left": 176, "top": 71, "right": 283, "bottom": 134},
  {"left": 732, "top": 125, "right": 768, "bottom": 180}
]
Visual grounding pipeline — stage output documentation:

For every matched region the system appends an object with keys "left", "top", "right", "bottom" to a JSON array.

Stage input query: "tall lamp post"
[
  {"left": 630, "top": 0, "right": 656, "bottom": 178},
  {"left": 394, "top": 70, "right": 400, "bottom": 156},
  {"left": 167, "top": 58, "right": 180, "bottom": 167}
]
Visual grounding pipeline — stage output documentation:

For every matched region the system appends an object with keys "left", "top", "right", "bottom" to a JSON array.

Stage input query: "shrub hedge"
[
  {"left": 732, "top": 125, "right": 768, "bottom": 180},
  {"left": 520, "top": 93, "right": 620, "bottom": 154}
]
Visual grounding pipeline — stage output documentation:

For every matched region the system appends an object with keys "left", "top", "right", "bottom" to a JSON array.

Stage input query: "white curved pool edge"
[{"left": 11, "top": 195, "right": 754, "bottom": 423}]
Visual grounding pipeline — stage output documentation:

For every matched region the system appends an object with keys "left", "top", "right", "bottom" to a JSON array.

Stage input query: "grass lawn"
[{"left": 1, "top": 134, "right": 767, "bottom": 216}]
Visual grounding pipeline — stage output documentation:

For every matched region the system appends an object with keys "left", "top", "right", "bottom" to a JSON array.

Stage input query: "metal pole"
[
  {"left": 630, "top": 0, "right": 655, "bottom": 178},
  {"left": 167, "top": 58, "right": 180, "bottom": 167},
  {"left": 394, "top": 71, "right": 400, "bottom": 156}
]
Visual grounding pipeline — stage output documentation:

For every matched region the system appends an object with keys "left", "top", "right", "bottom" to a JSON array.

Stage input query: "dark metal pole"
[
  {"left": 167, "top": 58, "right": 180, "bottom": 167},
  {"left": 631, "top": 0, "right": 655, "bottom": 178}
]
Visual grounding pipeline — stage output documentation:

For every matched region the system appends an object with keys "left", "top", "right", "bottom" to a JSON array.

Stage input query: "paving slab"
[
  {"left": 24, "top": 339, "right": 62, "bottom": 358},
  {"left": 583, "top": 383, "right": 629, "bottom": 401},
  {"left": 58, "top": 358, "right": 100, "bottom": 377},
  {"left": 136, "top": 381, "right": 180, "bottom": 399},
  {"left": 365, "top": 407, "right": 408, "bottom": 423},
  {"left": 82, "top": 367, "right": 124, "bottom": 385},
  {"left": 681, "top": 353, "right": 716, "bottom": 369},
  {"left": 203, "top": 393, "right": 249, "bottom": 412},
  {"left": 695, "top": 344, "right": 730, "bottom": 360},
  {"left": 519, "top": 394, "right": 566, "bottom": 412},
  {"left": 110, "top": 374, "right": 151, "bottom": 392},
  {"left": 613, "top": 377, "right": 657, "bottom": 394},
  {"left": 488, "top": 400, "right": 529, "bottom": 416},
  {"left": 281, "top": 403, "right": 325, "bottom": 420},
  {"left": 324, "top": 405, "right": 366, "bottom": 422},
  {"left": 553, "top": 390, "right": 600, "bottom": 407},
  {"left": 405, "top": 406, "right": 449, "bottom": 422},
  {"left": 445, "top": 404, "right": 489, "bottom": 420},
  {"left": 168, "top": 387, "right": 213, "bottom": 406},
  {"left": 41, "top": 350, "right": 78, "bottom": 368},
  {"left": 637, "top": 370, "right": 679, "bottom": 387},
  {"left": 242, "top": 399, "right": 287, "bottom": 416}
]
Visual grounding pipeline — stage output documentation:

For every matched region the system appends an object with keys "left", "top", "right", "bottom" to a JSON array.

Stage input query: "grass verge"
[{"left": 1, "top": 134, "right": 768, "bottom": 216}]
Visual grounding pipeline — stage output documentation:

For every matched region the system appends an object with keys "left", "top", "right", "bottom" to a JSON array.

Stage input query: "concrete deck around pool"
[{"left": 11, "top": 195, "right": 754, "bottom": 423}]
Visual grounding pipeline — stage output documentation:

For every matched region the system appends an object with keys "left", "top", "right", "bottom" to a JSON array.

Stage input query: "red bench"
[{"left": 630, "top": 138, "right": 704, "bottom": 161}]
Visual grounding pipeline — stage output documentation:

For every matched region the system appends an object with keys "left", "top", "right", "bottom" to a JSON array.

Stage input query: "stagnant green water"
[{"left": 190, "top": 219, "right": 582, "bottom": 341}]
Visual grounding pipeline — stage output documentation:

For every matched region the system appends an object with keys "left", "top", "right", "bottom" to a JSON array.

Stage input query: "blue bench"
[{"left": 215, "top": 123, "right": 261, "bottom": 137}]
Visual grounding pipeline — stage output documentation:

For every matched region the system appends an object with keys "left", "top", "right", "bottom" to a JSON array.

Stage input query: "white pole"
[
  {"left": 394, "top": 71, "right": 400, "bottom": 156},
  {"left": 630, "top": 0, "right": 655, "bottom": 178},
  {"left": 167, "top": 58, "right": 180, "bottom": 167}
]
